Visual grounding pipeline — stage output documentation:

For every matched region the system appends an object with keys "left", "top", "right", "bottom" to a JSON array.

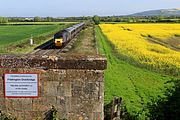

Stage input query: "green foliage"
[
  {"left": 0, "top": 112, "right": 16, "bottom": 120},
  {"left": 100, "top": 16, "right": 180, "bottom": 23},
  {"left": 50, "top": 106, "right": 58, "bottom": 120},
  {"left": 84, "top": 20, "right": 94, "bottom": 28},
  {"left": 0, "top": 17, "right": 8, "bottom": 23},
  {"left": 95, "top": 26, "right": 178, "bottom": 119},
  {"left": 147, "top": 79, "right": 180, "bottom": 120},
  {"left": 44, "top": 106, "right": 58, "bottom": 120},
  {"left": 34, "top": 16, "right": 42, "bottom": 22},
  {"left": 46, "top": 17, "right": 53, "bottom": 22},
  {"left": 45, "top": 106, "right": 67, "bottom": 120},
  {"left": 93, "top": 15, "right": 100, "bottom": 25}
]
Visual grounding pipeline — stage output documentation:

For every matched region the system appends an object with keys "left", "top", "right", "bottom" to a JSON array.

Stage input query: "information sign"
[{"left": 4, "top": 73, "right": 39, "bottom": 98}]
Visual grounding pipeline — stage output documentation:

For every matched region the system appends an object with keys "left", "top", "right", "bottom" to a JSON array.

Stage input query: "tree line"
[
  {"left": 97, "top": 16, "right": 180, "bottom": 23},
  {"left": 7, "top": 16, "right": 91, "bottom": 22},
  {"left": 93, "top": 15, "right": 180, "bottom": 24},
  {"left": 0, "top": 15, "right": 179, "bottom": 24}
]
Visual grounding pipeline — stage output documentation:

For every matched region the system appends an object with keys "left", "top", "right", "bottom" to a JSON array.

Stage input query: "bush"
[
  {"left": 0, "top": 111, "right": 16, "bottom": 120},
  {"left": 93, "top": 15, "right": 100, "bottom": 25}
]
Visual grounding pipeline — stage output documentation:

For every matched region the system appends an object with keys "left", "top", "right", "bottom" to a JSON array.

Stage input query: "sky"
[{"left": 0, "top": 0, "right": 179, "bottom": 17}]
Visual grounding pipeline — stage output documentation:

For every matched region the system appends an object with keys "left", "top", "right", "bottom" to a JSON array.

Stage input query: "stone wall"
[{"left": 0, "top": 55, "right": 107, "bottom": 120}]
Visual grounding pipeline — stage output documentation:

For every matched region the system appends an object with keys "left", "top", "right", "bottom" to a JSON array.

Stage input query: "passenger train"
[{"left": 54, "top": 22, "right": 85, "bottom": 47}]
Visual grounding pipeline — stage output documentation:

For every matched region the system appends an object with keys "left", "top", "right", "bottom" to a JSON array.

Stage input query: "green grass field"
[
  {"left": 0, "top": 25, "right": 58, "bottom": 45},
  {"left": 95, "top": 26, "right": 179, "bottom": 120},
  {"left": 0, "top": 24, "right": 69, "bottom": 54}
]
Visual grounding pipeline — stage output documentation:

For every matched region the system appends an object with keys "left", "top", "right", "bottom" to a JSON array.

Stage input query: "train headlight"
[{"left": 55, "top": 39, "right": 63, "bottom": 47}]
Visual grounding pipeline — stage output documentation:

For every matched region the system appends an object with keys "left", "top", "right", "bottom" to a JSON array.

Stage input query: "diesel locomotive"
[{"left": 54, "top": 22, "right": 85, "bottom": 47}]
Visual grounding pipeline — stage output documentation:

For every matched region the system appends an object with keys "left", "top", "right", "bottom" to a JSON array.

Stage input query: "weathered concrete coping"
[{"left": 0, "top": 54, "right": 107, "bottom": 70}]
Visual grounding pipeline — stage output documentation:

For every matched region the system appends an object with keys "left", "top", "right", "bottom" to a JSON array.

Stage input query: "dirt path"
[{"left": 69, "top": 27, "right": 97, "bottom": 55}]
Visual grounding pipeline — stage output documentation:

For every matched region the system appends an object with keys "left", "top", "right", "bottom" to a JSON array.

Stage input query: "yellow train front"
[
  {"left": 54, "top": 32, "right": 63, "bottom": 47},
  {"left": 54, "top": 22, "right": 85, "bottom": 48},
  {"left": 55, "top": 38, "right": 63, "bottom": 47}
]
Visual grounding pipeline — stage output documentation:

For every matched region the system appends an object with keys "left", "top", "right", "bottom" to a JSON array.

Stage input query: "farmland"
[
  {"left": 0, "top": 23, "right": 68, "bottom": 54},
  {"left": 96, "top": 24, "right": 180, "bottom": 119},
  {"left": 100, "top": 24, "right": 180, "bottom": 76},
  {"left": 0, "top": 21, "right": 179, "bottom": 119},
  {"left": 0, "top": 25, "right": 58, "bottom": 45}
]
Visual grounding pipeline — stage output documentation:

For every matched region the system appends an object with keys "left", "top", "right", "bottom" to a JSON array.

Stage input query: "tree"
[
  {"left": 93, "top": 15, "right": 100, "bottom": 25},
  {"left": 46, "top": 17, "right": 53, "bottom": 22},
  {"left": 34, "top": 16, "right": 41, "bottom": 22},
  {"left": 0, "top": 17, "right": 8, "bottom": 23}
]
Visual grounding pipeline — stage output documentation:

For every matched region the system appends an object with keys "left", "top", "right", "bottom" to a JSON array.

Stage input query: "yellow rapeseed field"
[{"left": 99, "top": 24, "right": 180, "bottom": 75}]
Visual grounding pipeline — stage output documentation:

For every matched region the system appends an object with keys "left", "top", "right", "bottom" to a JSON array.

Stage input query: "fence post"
[
  {"left": 110, "top": 97, "right": 122, "bottom": 120},
  {"left": 30, "top": 35, "right": 33, "bottom": 45}
]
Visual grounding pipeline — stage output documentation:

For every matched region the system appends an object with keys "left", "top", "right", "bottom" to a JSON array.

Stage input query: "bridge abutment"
[{"left": 0, "top": 54, "right": 106, "bottom": 120}]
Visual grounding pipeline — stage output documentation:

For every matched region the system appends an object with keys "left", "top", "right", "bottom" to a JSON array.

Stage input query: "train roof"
[
  {"left": 63, "top": 22, "right": 85, "bottom": 33},
  {"left": 64, "top": 27, "right": 75, "bottom": 33},
  {"left": 72, "top": 22, "right": 85, "bottom": 28}
]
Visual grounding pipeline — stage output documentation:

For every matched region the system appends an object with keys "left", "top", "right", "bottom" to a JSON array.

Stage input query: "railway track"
[
  {"left": 30, "top": 22, "right": 85, "bottom": 56},
  {"left": 30, "top": 34, "right": 78, "bottom": 56}
]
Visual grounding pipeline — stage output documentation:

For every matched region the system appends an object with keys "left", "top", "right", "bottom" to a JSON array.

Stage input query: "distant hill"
[{"left": 130, "top": 8, "right": 180, "bottom": 16}]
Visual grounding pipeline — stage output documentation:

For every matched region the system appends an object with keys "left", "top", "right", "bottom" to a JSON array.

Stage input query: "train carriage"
[{"left": 54, "top": 22, "right": 85, "bottom": 47}]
